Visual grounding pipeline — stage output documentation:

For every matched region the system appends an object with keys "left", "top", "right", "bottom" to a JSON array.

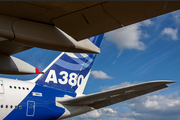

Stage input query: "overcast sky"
[{"left": 0, "top": 9, "right": 180, "bottom": 120}]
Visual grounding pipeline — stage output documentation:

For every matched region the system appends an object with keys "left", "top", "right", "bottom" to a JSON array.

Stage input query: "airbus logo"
[{"left": 45, "top": 70, "right": 84, "bottom": 87}]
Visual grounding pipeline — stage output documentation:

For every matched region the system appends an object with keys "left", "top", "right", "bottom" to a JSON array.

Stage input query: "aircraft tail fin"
[{"left": 33, "top": 34, "right": 104, "bottom": 94}]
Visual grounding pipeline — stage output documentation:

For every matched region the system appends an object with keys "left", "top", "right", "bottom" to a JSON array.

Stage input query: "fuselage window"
[
  {"left": 1, "top": 105, "right": 3, "bottom": 108},
  {"left": 1, "top": 84, "right": 2, "bottom": 86},
  {"left": 10, "top": 105, "right": 13, "bottom": 109},
  {"left": 9, "top": 86, "right": 29, "bottom": 90},
  {"left": 6, "top": 105, "right": 8, "bottom": 108},
  {"left": 15, "top": 105, "right": 17, "bottom": 109},
  {"left": 19, "top": 105, "right": 22, "bottom": 109}
]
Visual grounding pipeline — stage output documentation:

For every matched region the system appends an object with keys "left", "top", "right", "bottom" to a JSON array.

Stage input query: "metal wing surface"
[
  {"left": 57, "top": 80, "right": 175, "bottom": 109},
  {"left": 0, "top": 1, "right": 180, "bottom": 41}
]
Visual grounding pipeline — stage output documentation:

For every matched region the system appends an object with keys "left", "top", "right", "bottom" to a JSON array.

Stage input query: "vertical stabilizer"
[{"left": 33, "top": 34, "right": 104, "bottom": 94}]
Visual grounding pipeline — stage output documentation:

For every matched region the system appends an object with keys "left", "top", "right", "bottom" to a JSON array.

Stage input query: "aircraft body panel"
[
  {"left": 0, "top": 78, "right": 35, "bottom": 119},
  {"left": 0, "top": 77, "right": 94, "bottom": 120}
]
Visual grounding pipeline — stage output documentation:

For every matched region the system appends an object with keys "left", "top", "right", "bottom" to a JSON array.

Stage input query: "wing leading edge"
[{"left": 56, "top": 80, "right": 175, "bottom": 109}]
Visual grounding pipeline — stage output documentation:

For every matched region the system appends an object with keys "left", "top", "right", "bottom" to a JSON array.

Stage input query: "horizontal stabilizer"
[{"left": 57, "top": 80, "right": 175, "bottom": 109}]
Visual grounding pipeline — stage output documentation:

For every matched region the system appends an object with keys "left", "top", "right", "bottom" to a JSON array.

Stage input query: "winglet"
[
  {"left": 153, "top": 80, "right": 176, "bottom": 84},
  {"left": 164, "top": 80, "right": 176, "bottom": 84}
]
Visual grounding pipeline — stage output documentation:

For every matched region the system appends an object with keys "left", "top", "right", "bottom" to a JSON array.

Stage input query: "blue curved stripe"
[{"left": 55, "top": 54, "right": 94, "bottom": 71}]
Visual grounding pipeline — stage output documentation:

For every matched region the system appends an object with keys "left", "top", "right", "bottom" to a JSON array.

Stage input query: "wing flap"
[{"left": 57, "top": 80, "right": 175, "bottom": 109}]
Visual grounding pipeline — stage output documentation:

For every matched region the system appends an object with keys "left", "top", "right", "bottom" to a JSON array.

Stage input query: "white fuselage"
[
  {"left": 0, "top": 77, "right": 35, "bottom": 120},
  {"left": 0, "top": 77, "right": 93, "bottom": 120}
]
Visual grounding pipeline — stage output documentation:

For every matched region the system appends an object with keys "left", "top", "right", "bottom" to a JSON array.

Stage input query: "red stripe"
[{"left": 35, "top": 68, "right": 41, "bottom": 74}]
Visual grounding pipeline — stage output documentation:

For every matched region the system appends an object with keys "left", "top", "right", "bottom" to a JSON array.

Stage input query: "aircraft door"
[
  {"left": 26, "top": 101, "right": 35, "bottom": 116},
  {"left": 0, "top": 80, "right": 4, "bottom": 94}
]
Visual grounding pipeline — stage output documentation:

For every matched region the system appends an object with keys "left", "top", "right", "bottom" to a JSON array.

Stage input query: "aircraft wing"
[
  {"left": 1, "top": 1, "right": 180, "bottom": 75},
  {"left": 57, "top": 80, "right": 175, "bottom": 109},
  {"left": 0, "top": 1, "right": 180, "bottom": 41},
  {"left": 1, "top": 1, "right": 180, "bottom": 53}
]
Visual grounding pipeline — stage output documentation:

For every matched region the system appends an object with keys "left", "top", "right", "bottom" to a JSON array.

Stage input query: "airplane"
[
  {"left": 0, "top": 1, "right": 179, "bottom": 120},
  {"left": 0, "top": 34, "right": 175, "bottom": 120}
]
